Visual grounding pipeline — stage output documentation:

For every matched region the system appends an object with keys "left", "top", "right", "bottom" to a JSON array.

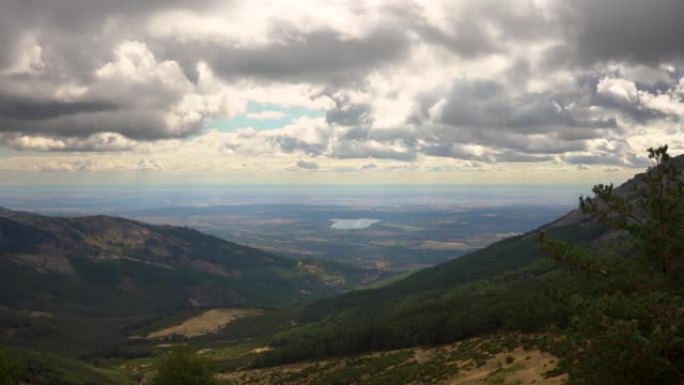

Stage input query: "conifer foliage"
[{"left": 539, "top": 146, "right": 684, "bottom": 384}]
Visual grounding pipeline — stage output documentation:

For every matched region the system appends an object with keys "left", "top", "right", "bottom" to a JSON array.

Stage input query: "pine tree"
[{"left": 538, "top": 146, "right": 684, "bottom": 384}]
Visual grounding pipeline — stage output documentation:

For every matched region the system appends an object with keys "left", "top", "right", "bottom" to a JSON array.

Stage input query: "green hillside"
[
  {"left": 0, "top": 348, "right": 134, "bottom": 385},
  {"left": 0, "top": 210, "right": 382, "bottom": 356}
]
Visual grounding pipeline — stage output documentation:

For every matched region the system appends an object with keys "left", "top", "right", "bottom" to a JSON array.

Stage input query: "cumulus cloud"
[
  {"left": 0, "top": 39, "right": 244, "bottom": 142},
  {"left": 0, "top": 132, "right": 136, "bottom": 152},
  {"left": 0, "top": 0, "right": 682, "bottom": 173}
]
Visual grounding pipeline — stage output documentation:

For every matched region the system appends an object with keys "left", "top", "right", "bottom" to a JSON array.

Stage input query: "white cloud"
[
  {"left": 1, "top": 132, "right": 137, "bottom": 152},
  {"left": 0, "top": 0, "right": 683, "bottom": 180},
  {"left": 597, "top": 77, "right": 639, "bottom": 105},
  {"left": 246, "top": 110, "right": 287, "bottom": 120}
]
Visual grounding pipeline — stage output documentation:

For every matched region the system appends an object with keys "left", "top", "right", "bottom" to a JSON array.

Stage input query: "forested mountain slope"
[{"left": 0, "top": 208, "right": 381, "bottom": 353}]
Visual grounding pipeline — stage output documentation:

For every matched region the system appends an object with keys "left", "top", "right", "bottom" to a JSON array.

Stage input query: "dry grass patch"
[
  {"left": 146, "top": 308, "right": 264, "bottom": 339},
  {"left": 219, "top": 334, "right": 567, "bottom": 385},
  {"left": 448, "top": 347, "right": 565, "bottom": 385}
]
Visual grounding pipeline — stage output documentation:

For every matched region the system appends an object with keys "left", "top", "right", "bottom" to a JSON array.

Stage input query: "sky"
[{"left": 0, "top": 0, "right": 683, "bottom": 185}]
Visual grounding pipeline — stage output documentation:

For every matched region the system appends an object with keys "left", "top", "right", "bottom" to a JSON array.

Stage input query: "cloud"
[
  {"left": 325, "top": 93, "right": 373, "bottom": 126},
  {"left": 296, "top": 160, "right": 320, "bottom": 170},
  {"left": 596, "top": 78, "right": 639, "bottom": 105},
  {"left": 416, "top": 78, "right": 618, "bottom": 157},
  {"left": 432, "top": 79, "right": 615, "bottom": 133},
  {"left": 592, "top": 77, "right": 663, "bottom": 124},
  {"left": 562, "top": 152, "right": 646, "bottom": 167},
  {"left": 200, "top": 27, "right": 410, "bottom": 85},
  {"left": 0, "top": 132, "right": 136, "bottom": 152},
  {"left": 0, "top": 41, "right": 244, "bottom": 141},
  {"left": 246, "top": 110, "right": 287, "bottom": 120},
  {"left": 558, "top": 0, "right": 684, "bottom": 65},
  {"left": 0, "top": 0, "right": 682, "bottom": 172},
  {"left": 0, "top": 94, "right": 119, "bottom": 121}
]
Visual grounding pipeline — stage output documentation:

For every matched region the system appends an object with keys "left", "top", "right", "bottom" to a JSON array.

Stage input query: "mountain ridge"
[{"left": 0, "top": 207, "right": 383, "bottom": 354}]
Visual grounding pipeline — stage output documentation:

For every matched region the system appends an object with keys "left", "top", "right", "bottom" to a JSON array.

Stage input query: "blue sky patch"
[{"left": 206, "top": 102, "right": 325, "bottom": 132}]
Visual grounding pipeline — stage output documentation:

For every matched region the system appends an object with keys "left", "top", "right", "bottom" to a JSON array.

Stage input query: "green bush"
[{"left": 152, "top": 347, "right": 221, "bottom": 385}]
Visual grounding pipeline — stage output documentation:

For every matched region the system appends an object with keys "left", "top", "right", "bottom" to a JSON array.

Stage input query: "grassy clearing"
[{"left": 145, "top": 308, "right": 264, "bottom": 339}]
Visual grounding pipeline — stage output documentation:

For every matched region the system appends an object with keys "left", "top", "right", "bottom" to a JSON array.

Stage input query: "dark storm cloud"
[
  {"left": 1, "top": 0, "right": 211, "bottom": 31},
  {"left": 0, "top": 109, "right": 181, "bottom": 140},
  {"left": 560, "top": 0, "right": 684, "bottom": 65},
  {"left": 433, "top": 79, "right": 616, "bottom": 135},
  {"left": 203, "top": 28, "right": 410, "bottom": 84},
  {"left": 0, "top": 94, "right": 119, "bottom": 121},
  {"left": 0, "top": 0, "right": 211, "bottom": 71},
  {"left": 388, "top": 0, "right": 557, "bottom": 59}
]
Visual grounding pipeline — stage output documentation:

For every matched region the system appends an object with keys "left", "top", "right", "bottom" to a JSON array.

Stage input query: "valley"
[
  {"left": 0, "top": 185, "right": 577, "bottom": 271},
  {"left": 125, "top": 204, "right": 568, "bottom": 271},
  {"left": 1, "top": 1, "right": 680, "bottom": 383},
  {"left": 1, "top": 153, "right": 683, "bottom": 384}
]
